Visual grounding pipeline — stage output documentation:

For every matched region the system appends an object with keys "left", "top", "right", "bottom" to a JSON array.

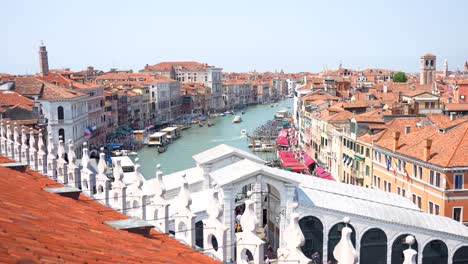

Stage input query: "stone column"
[{"left": 28, "top": 128, "right": 38, "bottom": 171}]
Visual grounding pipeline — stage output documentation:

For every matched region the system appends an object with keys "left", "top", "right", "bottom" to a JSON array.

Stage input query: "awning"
[
  {"left": 303, "top": 153, "right": 315, "bottom": 167},
  {"left": 291, "top": 137, "right": 298, "bottom": 143},
  {"left": 276, "top": 137, "right": 289, "bottom": 146},
  {"left": 315, "top": 166, "right": 325, "bottom": 175},
  {"left": 106, "top": 143, "right": 122, "bottom": 149}
]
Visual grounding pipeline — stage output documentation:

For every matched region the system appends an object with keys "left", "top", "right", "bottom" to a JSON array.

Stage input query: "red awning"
[
  {"left": 291, "top": 137, "right": 298, "bottom": 143},
  {"left": 320, "top": 173, "right": 335, "bottom": 181},
  {"left": 315, "top": 166, "right": 325, "bottom": 175},
  {"left": 276, "top": 137, "right": 289, "bottom": 146},
  {"left": 278, "top": 129, "right": 288, "bottom": 138},
  {"left": 303, "top": 153, "right": 315, "bottom": 167}
]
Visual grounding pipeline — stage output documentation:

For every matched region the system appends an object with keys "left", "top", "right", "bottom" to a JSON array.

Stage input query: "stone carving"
[
  {"left": 278, "top": 203, "right": 311, "bottom": 264},
  {"left": 333, "top": 217, "right": 358, "bottom": 264},
  {"left": 403, "top": 235, "right": 417, "bottom": 264}
]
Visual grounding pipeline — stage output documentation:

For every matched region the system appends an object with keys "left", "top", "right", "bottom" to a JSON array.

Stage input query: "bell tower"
[
  {"left": 420, "top": 53, "right": 436, "bottom": 85},
  {"left": 38, "top": 41, "right": 49, "bottom": 76}
]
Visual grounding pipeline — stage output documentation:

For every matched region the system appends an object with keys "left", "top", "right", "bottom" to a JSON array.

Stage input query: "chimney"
[
  {"left": 405, "top": 125, "right": 411, "bottom": 134},
  {"left": 424, "top": 138, "right": 432, "bottom": 161},
  {"left": 450, "top": 112, "right": 456, "bottom": 121},
  {"left": 392, "top": 131, "right": 400, "bottom": 151}
]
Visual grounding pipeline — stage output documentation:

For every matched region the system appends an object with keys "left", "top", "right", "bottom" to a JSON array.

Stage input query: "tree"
[{"left": 392, "top": 72, "right": 408, "bottom": 83}]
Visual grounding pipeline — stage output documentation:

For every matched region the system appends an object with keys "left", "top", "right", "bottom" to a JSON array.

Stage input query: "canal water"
[{"left": 137, "top": 98, "right": 293, "bottom": 178}]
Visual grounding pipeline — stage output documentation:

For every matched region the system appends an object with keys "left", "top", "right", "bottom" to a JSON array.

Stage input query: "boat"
[
  {"left": 161, "top": 126, "right": 181, "bottom": 141},
  {"left": 241, "top": 111, "right": 245, "bottom": 115},
  {"left": 240, "top": 129, "right": 247, "bottom": 136},
  {"left": 147, "top": 132, "right": 167, "bottom": 147},
  {"left": 157, "top": 146, "right": 167, "bottom": 153},
  {"left": 233, "top": 116, "right": 242, "bottom": 123},
  {"left": 253, "top": 143, "right": 274, "bottom": 152},
  {"left": 270, "top": 104, "right": 275, "bottom": 107},
  {"left": 223, "top": 111, "right": 232, "bottom": 115},
  {"left": 208, "top": 122, "right": 215, "bottom": 127},
  {"left": 219, "top": 113, "right": 226, "bottom": 117},
  {"left": 199, "top": 122, "right": 204, "bottom": 127}
]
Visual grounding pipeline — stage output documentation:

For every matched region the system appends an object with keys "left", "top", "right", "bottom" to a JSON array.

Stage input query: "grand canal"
[{"left": 137, "top": 98, "right": 293, "bottom": 178}]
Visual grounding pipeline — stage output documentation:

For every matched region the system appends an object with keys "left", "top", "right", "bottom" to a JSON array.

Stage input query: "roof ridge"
[{"left": 445, "top": 123, "right": 468, "bottom": 167}]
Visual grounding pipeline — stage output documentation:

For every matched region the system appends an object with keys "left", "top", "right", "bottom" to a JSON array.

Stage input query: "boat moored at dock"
[{"left": 147, "top": 132, "right": 167, "bottom": 147}]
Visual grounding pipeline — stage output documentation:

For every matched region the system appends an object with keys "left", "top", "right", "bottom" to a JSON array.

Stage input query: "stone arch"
[
  {"left": 298, "top": 215, "right": 323, "bottom": 260},
  {"left": 195, "top": 220, "right": 204, "bottom": 248},
  {"left": 97, "top": 184, "right": 104, "bottom": 194},
  {"left": 360, "top": 228, "right": 387, "bottom": 264},
  {"left": 391, "top": 233, "right": 418, "bottom": 264},
  {"left": 328, "top": 222, "right": 356, "bottom": 263},
  {"left": 208, "top": 234, "right": 218, "bottom": 251},
  {"left": 453, "top": 245, "right": 468, "bottom": 264},
  {"left": 422, "top": 240, "right": 448, "bottom": 264},
  {"left": 239, "top": 248, "right": 253, "bottom": 264}
]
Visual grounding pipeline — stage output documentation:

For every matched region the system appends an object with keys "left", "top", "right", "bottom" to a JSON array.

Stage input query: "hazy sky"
[{"left": 1, "top": 0, "right": 467, "bottom": 74}]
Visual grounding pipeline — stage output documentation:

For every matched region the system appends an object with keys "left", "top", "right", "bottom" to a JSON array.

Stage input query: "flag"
[
  {"left": 393, "top": 160, "right": 399, "bottom": 176},
  {"left": 386, "top": 157, "right": 391, "bottom": 171},
  {"left": 404, "top": 167, "right": 410, "bottom": 181},
  {"left": 84, "top": 127, "right": 93, "bottom": 137}
]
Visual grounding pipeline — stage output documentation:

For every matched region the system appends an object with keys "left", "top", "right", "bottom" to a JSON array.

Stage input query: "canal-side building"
[
  {"left": 142, "top": 61, "right": 223, "bottom": 111},
  {"left": 372, "top": 118, "right": 468, "bottom": 224}
]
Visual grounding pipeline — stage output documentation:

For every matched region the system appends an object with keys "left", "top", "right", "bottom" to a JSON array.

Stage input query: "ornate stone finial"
[
  {"left": 333, "top": 217, "right": 358, "bottom": 264},
  {"left": 29, "top": 128, "right": 36, "bottom": 150},
  {"left": 113, "top": 160, "right": 124, "bottom": 182},
  {"left": 21, "top": 127, "right": 27, "bottom": 145},
  {"left": 343, "top": 216, "right": 350, "bottom": 226},
  {"left": 178, "top": 174, "right": 192, "bottom": 209},
  {"left": 57, "top": 136, "right": 65, "bottom": 160},
  {"left": 37, "top": 129, "right": 45, "bottom": 153},
  {"left": 97, "top": 148, "right": 107, "bottom": 175},
  {"left": 240, "top": 199, "right": 258, "bottom": 233},
  {"left": 154, "top": 168, "right": 166, "bottom": 201},
  {"left": 67, "top": 139, "right": 76, "bottom": 163},
  {"left": 13, "top": 123, "right": 19, "bottom": 143},
  {"left": 403, "top": 235, "right": 417, "bottom": 264},
  {"left": 206, "top": 189, "right": 222, "bottom": 221},
  {"left": 47, "top": 133, "right": 56, "bottom": 157},
  {"left": 81, "top": 142, "right": 90, "bottom": 169},
  {"left": 134, "top": 158, "right": 144, "bottom": 189}
]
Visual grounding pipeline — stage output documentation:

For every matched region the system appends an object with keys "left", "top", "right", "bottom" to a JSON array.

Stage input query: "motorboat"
[
  {"left": 240, "top": 129, "right": 247, "bottom": 136},
  {"left": 253, "top": 143, "right": 274, "bottom": 152},
  {"left": 157, "top": 145, "right": 167, "bottom": 153},
  {"left": 208, "top": 122, "right": 215, "bottom": 127},
  {"left": 233, "top": 116, "right": 242, "bottom": 123},
  {"left": 219, "top": 113, "right": 226, "bottom": 117}
]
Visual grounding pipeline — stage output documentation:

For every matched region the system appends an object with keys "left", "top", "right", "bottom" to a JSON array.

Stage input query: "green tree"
[{"left": 392, "top": 72, "right": 408, "bottom": 83}]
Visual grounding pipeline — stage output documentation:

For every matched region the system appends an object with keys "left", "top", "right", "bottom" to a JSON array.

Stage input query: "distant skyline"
[{"left": 1, "top": 0, "right": 467, "bottom": 74}]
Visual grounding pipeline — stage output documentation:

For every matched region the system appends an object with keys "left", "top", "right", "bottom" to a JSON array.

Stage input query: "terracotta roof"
[
  {"left": 41, "top": 82, "right": 87, "bottom": 100},
  {"left": 324, "top": 110, "right": 353, "bottom": 121},
  {"left": 375, "top": 121, "right": 468, "bottom": 167},
  {"left": 0, "top": 157, "right": 218, "bottom": 263},
  {"left": 13, "top": 77, "right": 44, "bottom": 96},
  {"left": 14, "top": 77, "right": 86, "bottom": 100},
  {"left": 445, "top": 103, "right": 468, "bottom": 111},
  {"left": 354, "top": 109, "right": 385, "bottom": 123},
  {"left": 96, "top": 72, "right": 175, "bottom": 85},
  {"left": 144, "top": 62, "right": 213, "bottom": 72},
  {"left": 0, "top": 91, "right": 34, "bottom": 109}
]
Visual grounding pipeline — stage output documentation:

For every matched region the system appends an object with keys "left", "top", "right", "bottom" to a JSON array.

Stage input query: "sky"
[{"left": 1, "top": 0, "right": 467, "bottom": 74}]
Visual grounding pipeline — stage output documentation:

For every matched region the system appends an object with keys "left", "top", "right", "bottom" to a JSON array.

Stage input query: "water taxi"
[
  {"left": 160, "top": 126, "right": 181, "bottom": 141},
  {"left": 147, "top": 132, "right": 167, "bottom": 147},
  {"left": 233, "top": 116, "right": 242, "bottom": 123}
]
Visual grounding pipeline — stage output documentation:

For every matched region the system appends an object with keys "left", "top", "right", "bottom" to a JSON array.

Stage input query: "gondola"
[{"left": 207, "top": 122, "right": 215, "bottom": 127}]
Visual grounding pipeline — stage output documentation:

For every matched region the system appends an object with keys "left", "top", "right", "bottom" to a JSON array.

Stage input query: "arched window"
[
  {"left": 195, "top": 220, "right": 204, "bottom": 248},
  {"left": 58, "top": 129, "right": 65, "bottom": 142},
  {"left": 360, "top": 228, "right": 387, "bottom": 264},
  {"left": 328, "top": 222, "right": 356, "bottom": 263},
  {"left": 453, "top": 246, "right": 468, "bottom": 264},
  {"left": 299, "top": 216, "right": 323, "bottom": 260},
  {"left": 58, "top": 106, "right": 64, "bottom": 120},
  {"left": 422, "top": 240, "right": 448, "bottom": 264},
  {"left": 392, "top": 234, "right": 418, "bottom": 264}
]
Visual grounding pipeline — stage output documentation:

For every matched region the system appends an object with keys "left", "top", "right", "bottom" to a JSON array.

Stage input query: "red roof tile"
[{"left": 0, "top": 160, "right": 218, "bottom": 263}]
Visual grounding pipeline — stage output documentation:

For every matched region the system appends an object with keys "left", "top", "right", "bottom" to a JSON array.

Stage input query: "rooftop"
[{"left": 0, "top": 157, "right": 218, "bottom": 263}]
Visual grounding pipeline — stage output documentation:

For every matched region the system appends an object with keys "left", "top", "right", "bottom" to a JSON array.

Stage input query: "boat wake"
[{"left": 211, "top": 136, "right": 243, "bottom": 142}]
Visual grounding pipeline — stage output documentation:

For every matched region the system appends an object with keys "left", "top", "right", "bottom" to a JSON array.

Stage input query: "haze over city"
[{"left": 2, "top": 0, "right": 467, "bottom": 74}]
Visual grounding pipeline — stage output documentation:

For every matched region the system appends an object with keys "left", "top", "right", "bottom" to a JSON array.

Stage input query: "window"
[
  {"left": 365, "top": 165, "right": 370, "bottom": 176},
  {"left": 412, "top": 194, "right": 422, "bottom": 209},
  {"left": 413, "top": 164, "right": 417, "bottom": 177},
  {"left": 429, "top": 201, "right": 434, "bottom": 214},
  {"left": 397, "top": 187, "right": 401, "bottom": 195},
  {"left": 57, "top": 106, "right": 64, "bottom": 120},
  {"left": 453, "top": 207, "right": 462, "bottom": 222},
  {"left": 58, "top": 128, "right": 65, "bottom": 141},
  {"left": 455, "top": 174, "right": 464, "bottom": 190},
  {"left": 430, "top": 170, "right": 441, "bottom": 187},
  {"left": 418, "top": 166, "right": 423, "bottom": 179},
  {"left": 366, "top": 148, "right": 370, "bottom": 158},
  {"left": 401, "top": 189, "right": 406, "bottom": 197},
  {"left": 377, "top": 177, "right": 381, "bottom": 189},
  {"left": 430, "top": 171, "right": 435, "bottom": 185}
]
